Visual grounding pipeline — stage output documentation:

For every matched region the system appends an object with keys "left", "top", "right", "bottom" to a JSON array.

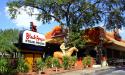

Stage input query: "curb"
[
  {"left": 50, "top": 68, "right": 82, "bottom": 75},
  {"left": 82, "top": 66, "right": 115, "bottom": 75},
  {"left": 50, "top": 66, "right": 115, "bottom": 75}
]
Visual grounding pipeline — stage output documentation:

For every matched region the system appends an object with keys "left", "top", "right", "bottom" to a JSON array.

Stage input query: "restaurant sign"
[{"left": 22, "top": 30, "right": 46, "bottom": 46}]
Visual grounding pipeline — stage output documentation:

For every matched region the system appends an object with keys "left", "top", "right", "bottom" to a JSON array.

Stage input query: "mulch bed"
[
  {"left": 17, "top": 60, "right": 84, "bottom": 75},
  {"left": 18, "top": 67, "right": 83, "bottom": 75},
  {"left": 41, "top": 66, "right": 83, "bottom": 75}
]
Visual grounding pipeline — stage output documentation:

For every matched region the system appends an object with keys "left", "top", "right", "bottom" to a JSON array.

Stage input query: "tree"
[
  {"left": 7, "top": 0, "right": 125, "bottom": 30},
  {"left": 7, "top": 0, "right": 103, "bottom": 48},
  {"left": 68, "top": 31, "right": 86, "bottom": 48},
  {"left": 7, "top": 0, "right": 102, "bottom": 31},
  {"left": 0, "top": 29, "right": 19, "bottom": 53},
  {"left": 94, "top": 0, "right": 125, "bottom": 30},
  {"left": 7, "top": 0, "right": 125, "bottom": 54}
]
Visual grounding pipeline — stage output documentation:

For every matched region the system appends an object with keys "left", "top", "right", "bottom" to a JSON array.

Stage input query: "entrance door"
[
  {"left": 24, "top": 54, "right": 33, "bottom": 71},
  {"left": 24, "top": 53, "right": 42, "bottom": 72}
]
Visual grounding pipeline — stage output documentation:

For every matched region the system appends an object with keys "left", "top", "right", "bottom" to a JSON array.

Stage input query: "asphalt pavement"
[
  {"left": 53, "top": 66, "right": 125, "bottom": 75},
  {"left": 54, "top": 66, "right": 115, "bottom": 75},
  {"left": 100, "top": 66, "right": 125, "bottom": 75}
]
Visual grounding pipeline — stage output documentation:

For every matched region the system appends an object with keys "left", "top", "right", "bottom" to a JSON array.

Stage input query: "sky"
[
  {"left": 0, "top": 0, "right": 59, "bottom": 34},
  {"left": 0, "top": 0, "right": 125, "bottom": 39}
]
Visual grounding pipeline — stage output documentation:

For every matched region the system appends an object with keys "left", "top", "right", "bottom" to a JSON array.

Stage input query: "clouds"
[
  {"left": 5, "top": 6, "right": 41, "bottom": 28},
  {"left": 119, "top": 28, "right": 125, "bottom": 39}
]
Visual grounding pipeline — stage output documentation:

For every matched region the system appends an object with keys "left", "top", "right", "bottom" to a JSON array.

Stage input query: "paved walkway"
[
  {"left": 54, "top": 66, "right": 115, "bottom": 75},
  {"left": 54, "top": 70, "right": 83, "bottom": 75}
]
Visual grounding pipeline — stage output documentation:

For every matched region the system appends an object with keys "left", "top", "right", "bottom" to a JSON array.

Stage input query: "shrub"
[
  {"left": 0, "top": 58, "right": 8, "bottom": 75},
  {"left": 52, "top": 58, "right": 61, "bottom": 72},
  {"left": 45, "top": 56, "right": 53, "bottom": 68},
  {"left": 86, "top": 56, "right": 91, "bottom": 66},
  {"left": 36, "top": 58, "right": 45, "bottom": 72},
  {"left": 52, "top": 58, "right": 60, "bottom": 68},
  {"left": 8, "top": 59, "right": 18, "bottom": 75},
  {"left": 70, "top": 56, "right": 77, "bottom": 66},
  {"left": 82, "top": 56, "right": 92, "bottom": 68},
  {"left": 82, "top": 57, "right": 87, "bottom": 68},
  {"left": 16, "top": 58, "right": 29, "bottom": 73},
  {"left": 62, "top": 56, "right": 70, "bottom": 70}
]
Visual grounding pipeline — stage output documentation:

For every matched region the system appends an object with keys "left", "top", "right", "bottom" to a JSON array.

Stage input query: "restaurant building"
[
  {"left": 17, "top": 22, "right": 125, "bottom": 71},
  {"left": 45, "top": 26, "right": 125, "bottom": 65}
]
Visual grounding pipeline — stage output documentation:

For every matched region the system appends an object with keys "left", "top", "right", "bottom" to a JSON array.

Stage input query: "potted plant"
[
  {"left": 52, "top": 57, "right": 61, "bottom": 72},
  {"left": 36, "top": 58, "right": 45, "bottom": 74}
]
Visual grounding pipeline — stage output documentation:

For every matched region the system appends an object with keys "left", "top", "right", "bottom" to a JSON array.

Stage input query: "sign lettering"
[{"left": 22, "top": 30, "right": 46, "bottom": 46}]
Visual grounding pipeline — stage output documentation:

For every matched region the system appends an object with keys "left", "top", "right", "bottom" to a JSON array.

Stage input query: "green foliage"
[
  {"left": 0, "top": 58, "right": 29, "bottom": 75},
  {"left": 7, "top": 59, "right": 19, "bottom": 75},
  {"left": 62, "top": 56, "right": 70, "bottom": 70},
  {"left": 86, "top": 56, "right": 91, "bottom": 66},
  {"left": 45, "top": 56, "right": 53, "bottom": 68},
  {"left": 7, "top": 0, "right": 125, "bottom": 30},
  {"left": 0, "top": 58, "right": 8, "bottom": 74},
  {"left": 62, "top": 56, "right": 77, "bottom": 70},
  {"left": 82, "top": 56, "right": 92, "bottom": 68},
  {"left": 0, "top": 58, "right": 21, "bottom": 75},
  {"left": 7, "top": 0, "right": 101, "bottom": 29},
  {"left": 82, "top": 57, "right": 87, "bottom": 67},
  {"left": 36, "top": 58, "right": 45, "bottom": 72},
  {"left": 17, "top": 58, "right": 29, "bottom": 73},
  {"left": 97, "top": 0, "right": 125, "bottom": 30},
  {"left": 52, "top": 58, "right": 61, "bottom": 68},
  {"left": 70, "top": 56, "right": 77, "bottom": 66},
  {"left": 68, "top": 31, "right": 86, "bottom": 48},
  {"left": 0, "top": 29, "right": 19, "bottom": 53}
]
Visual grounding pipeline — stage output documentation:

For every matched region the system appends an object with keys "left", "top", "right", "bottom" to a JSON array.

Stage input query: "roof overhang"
[{"left": 107, "top": 43, "right": 125, "bottom": 52}]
